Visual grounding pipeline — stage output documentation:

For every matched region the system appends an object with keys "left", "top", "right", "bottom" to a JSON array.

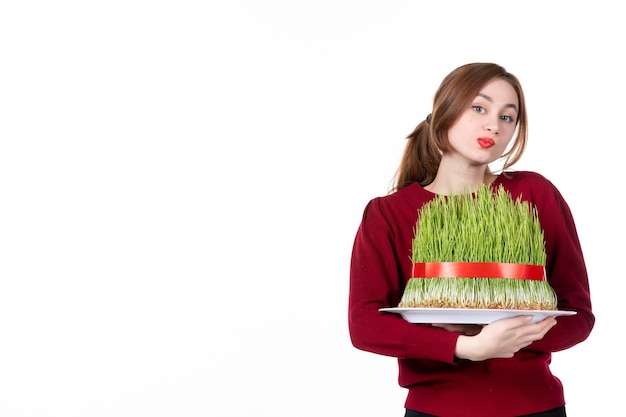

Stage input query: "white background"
[{"left": 0, "top": 1, "right": 622, "bottom": 416}]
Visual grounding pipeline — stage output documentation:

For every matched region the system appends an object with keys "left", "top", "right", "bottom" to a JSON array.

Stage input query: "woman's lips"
[{"left": 477, "top": 137, "right": 495, "bottom": 149}]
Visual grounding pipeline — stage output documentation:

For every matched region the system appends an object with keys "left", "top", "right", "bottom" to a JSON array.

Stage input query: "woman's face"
[{"left": 446, "top": 78, "right": 519, "bottom": 166}]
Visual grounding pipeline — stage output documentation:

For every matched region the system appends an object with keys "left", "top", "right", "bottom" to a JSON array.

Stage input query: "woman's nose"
[{"left": 485, "top": 121, "right": 499, "bottom": 134}]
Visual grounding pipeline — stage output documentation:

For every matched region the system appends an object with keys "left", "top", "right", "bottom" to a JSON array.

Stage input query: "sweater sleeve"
[
  {"left": 348, "top": 197, "right": 461, "bottom": 364},
  {"left": 524, "top": 176, "right": 595, "bottom": 352}
]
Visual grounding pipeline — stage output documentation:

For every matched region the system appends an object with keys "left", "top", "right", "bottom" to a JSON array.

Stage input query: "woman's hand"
[{"left": 453, "top": 315, "right": 557, "bottom": 361}]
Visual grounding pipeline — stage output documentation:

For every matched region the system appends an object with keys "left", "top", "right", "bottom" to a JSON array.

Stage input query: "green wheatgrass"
[{"left": 400, "top": 184, "right": 557, "bottom": 310}]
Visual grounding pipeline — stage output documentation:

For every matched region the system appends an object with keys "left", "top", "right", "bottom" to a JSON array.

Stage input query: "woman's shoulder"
[
  {"left": 498, "top": 170, "right": 558, "bottom": 190},
  {"left": 378, "top": 182, "right": 434, "bottom": 205},
  {"left": 362, "top": 183, "right": 434, "bottom": 218},
  {"left": 500, "top": 170, "right": 550, "bottom": 183},
  {"left": 498, "top": 170, "right": 566, "bottom": 204}
]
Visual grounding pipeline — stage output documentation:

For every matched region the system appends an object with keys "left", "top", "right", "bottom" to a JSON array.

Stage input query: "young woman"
[{"left": 348, "top": 63, "right": 594, "bottom": 417}]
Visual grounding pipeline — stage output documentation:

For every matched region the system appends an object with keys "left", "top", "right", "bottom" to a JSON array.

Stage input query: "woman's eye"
[
  {"left": 472, "top": 105, "right": 485, "bottom": 113},
  {"left": 501, "top": 115, "right": 514, "bottom": 123}
]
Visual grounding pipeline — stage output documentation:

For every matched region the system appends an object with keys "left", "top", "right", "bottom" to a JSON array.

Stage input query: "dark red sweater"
[{"left": 348, "top": 171, "right": 594, "bottom": 417}]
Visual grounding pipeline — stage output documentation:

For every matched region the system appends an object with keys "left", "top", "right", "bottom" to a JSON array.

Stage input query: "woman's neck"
[{"left": 424, "top": 159, "right": 496, "bottom": 195}]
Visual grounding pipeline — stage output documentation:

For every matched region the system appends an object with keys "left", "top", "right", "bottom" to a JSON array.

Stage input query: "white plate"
[{"left": 379, "top": 307, "right": 576, "bottom": 324}]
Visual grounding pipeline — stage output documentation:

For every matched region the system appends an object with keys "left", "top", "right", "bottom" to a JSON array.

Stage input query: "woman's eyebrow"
[{"left": 477, "top": 93, "right": 518, "bottom": 112}]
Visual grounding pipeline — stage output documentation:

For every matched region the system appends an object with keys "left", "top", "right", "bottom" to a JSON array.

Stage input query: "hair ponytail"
[{"left": 392, "top": 117, "right": 441, "bottom": 192}]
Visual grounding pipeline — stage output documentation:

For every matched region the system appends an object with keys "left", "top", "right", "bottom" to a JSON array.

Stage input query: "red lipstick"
[{"left": 477, "top": 137, "right": 495, "bottom": 149}]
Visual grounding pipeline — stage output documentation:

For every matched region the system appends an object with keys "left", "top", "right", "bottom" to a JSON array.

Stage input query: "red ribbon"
[{"left": 411, "top": 262, "right": 546, "bottom": 281}]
